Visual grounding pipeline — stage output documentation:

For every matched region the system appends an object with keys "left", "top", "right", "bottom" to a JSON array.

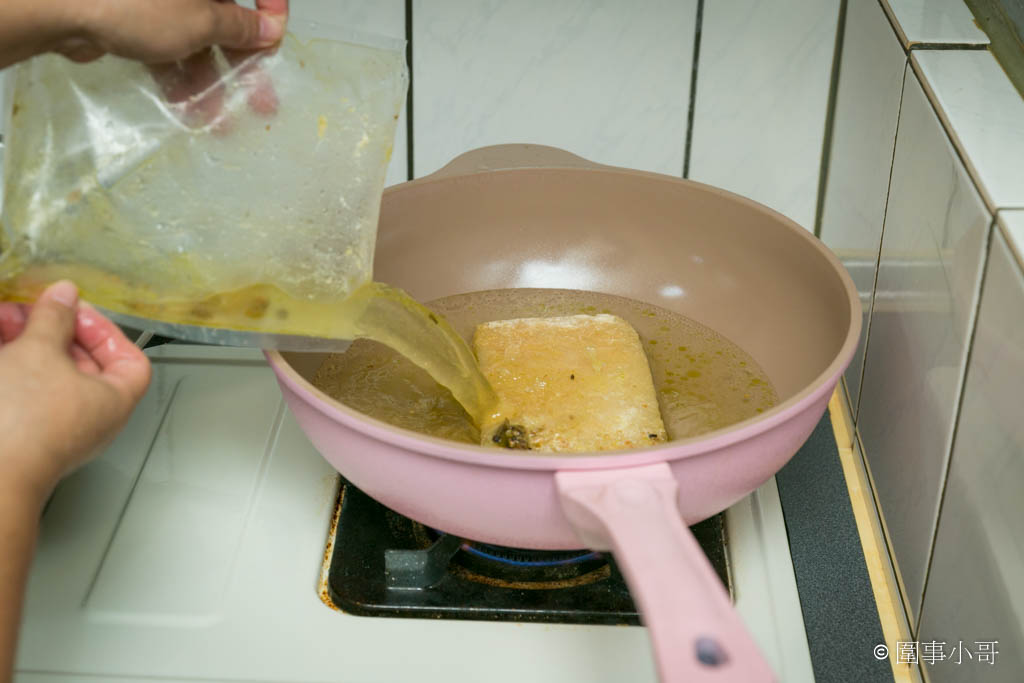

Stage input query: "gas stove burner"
[
  {"left": 322, "top": 478, "right": 730, "bottom": 625},
  {"left": 447, "top": 536, "right": 611, "bottom": 591},
  {"left": 459, "top": 542, "right": 601, "bottom": 567}
]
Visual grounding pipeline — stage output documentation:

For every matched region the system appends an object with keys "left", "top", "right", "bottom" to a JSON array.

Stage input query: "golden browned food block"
[{"left": 473, "top": 314, "right": 667, "bottom": 453}]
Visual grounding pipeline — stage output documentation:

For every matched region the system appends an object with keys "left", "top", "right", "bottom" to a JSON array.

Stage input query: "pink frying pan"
[{"left": 266, "top": 145, "right": 860, "bottom": 682}]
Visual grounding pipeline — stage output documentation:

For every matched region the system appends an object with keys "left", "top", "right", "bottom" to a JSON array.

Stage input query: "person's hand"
[
  {"left": 60, "top": 1, "right": 289, "bottom": 123},
  {"left": 0, "top": 281, "right": 152, "bottom": 506},
  {"left": 0, "top": 1, "right": 287, "bottom": 71},
  {"left": 0, "top": 1, "right": 288, "bottom": 125},
  {"left": 150, "top": 45, "right": 281, "bottom": 129},
  {"left": 56, "top": 0, "right": 289, "bottom": 64}
]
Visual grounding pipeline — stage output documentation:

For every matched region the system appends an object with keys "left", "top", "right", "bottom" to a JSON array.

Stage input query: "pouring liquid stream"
[
  {"left": 331, "top": 282, "right": 500, "bottom": 425},
  {"left": 0, "top": 265, "right": 499, "bottom": 426}
]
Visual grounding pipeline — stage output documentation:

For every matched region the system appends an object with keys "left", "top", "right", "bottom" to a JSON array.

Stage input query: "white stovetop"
[{"left": 15, "top": 345, "right": 813, "bottom": 683}]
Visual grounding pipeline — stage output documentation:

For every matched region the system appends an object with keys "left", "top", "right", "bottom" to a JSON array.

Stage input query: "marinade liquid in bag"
[{"left": 0, "top": 20, "right": 407, "bottom": 350}]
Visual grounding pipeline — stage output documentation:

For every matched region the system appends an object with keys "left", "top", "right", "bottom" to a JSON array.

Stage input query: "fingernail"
[
  {"left": 45, "top": 280, "right": 78, "bottom": 308},
  {"left": 259, "top": 13, "right": 285, "bottom": 44}
]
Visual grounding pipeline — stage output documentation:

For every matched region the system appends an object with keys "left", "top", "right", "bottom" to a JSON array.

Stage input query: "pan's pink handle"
[
  {"left": 556, "top": 463, "right": 776, "bottom": 683},
  {"left": 428, "top": 144, "right": 612, "bottom": 179}
]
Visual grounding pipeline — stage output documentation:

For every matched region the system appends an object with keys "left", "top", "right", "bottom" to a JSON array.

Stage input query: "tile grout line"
[
  {"left": 681, "top": 0, "right": 703, "bottom": 179},
  {"left": 830, "top": 0, "right": 1009, "bottom": 659},
  {"left": 875, "top": 0, "right": 990, "bottom": 52},
  {"left": 219, "top": 398, "right": 288, "bottom": 603},
  {"left": 850, "top": 58, "right": 923, "bottom": 639},
  {"left": 854, "top": 52, "right": 1006, "bottom": 642},
  {"left": 79, "top": 377, "right": 184, "bottom": 608},
  {"left": 996, "top": 210, "right": 1024, "bottom": 272},
  {"left": 854, "top": 425, "right": 920, "bottom": 649},
  {"left": 875, "top": 0, "right": 1010, "bottom": 221},
  {"left": 405, "top": 0, "right": 414, "bottom": 180},
  {"left": 813, "top": 0, "right": 849, "bottom": 239},
  {"left": 907, "top": 53, "right": 1007, "bottom": 218},
  {"left": 866, "top": 6, "right": 1016, "bottom": 635},
  {"left": 907, "top": 42, "right": 990, "bottom": 51},
  {"left": 916, "top": 214, "right": 996, "bottom": 631},
  {"left": 840, "top": 375, "right": 854, "bottom": 419},
  {"left": 876, "top": 0, "right": 911, "bottom": 48},
  {"left": 853, "top": 57, "right": 909, "bottom": 426}
]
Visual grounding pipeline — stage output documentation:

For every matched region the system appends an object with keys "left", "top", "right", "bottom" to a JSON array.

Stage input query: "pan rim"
[{"left": 267, "top": 165, "right": 861, "bottom": 471}]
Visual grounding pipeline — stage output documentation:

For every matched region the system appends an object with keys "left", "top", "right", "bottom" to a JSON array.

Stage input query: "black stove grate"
[{"left": 323, "top": 478, "right": 730, "bottom": 625}]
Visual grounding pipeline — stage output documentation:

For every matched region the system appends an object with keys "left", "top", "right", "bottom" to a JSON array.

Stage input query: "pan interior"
[
  {"left": 307, "top": 288, "right": 778, "bottom": 447},
  {"left": 281, "top": 168, "right": 856, "bottom": 448}
]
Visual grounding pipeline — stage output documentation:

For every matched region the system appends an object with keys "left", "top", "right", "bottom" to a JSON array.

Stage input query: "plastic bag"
[{"left": 0, "top": 19, "right": 407, "bottom": 349}]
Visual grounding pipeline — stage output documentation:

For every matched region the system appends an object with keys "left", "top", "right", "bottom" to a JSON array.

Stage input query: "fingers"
[
  {"left": 22, "top": 281, "right": 79, "bottom": 351},
  {"left": 67, "top": 0, "right": 287, "bottom": 66},
  {"left": 0, "top": 303, "right": 26, "bottom": 344},
  {"left": 150, "top": 51, "right": 226, "bottom": 128},
  {"left": 241, "top": 62, "right": 278, "bottom": 115},
  {"left": 147, "top": 1, "right": 287, "bottom": 126},
  {"left": 209, "top": 3, "right": 284, "bottom": 50},
  {"left": 54, "top": 38, "right": 107, "bottom": 63},
  {"left": 256, "top": 0, "right": 289, "bottom": 15},
  {"left": 213, "top": 1, "right": 287, "bottom": 114},
  {"left": 223, "top": 49, "right": 279, "bottom": 116},
  {"left": 152, "top": 48, "right": 277, "bottom": 128},
  {"left": 74, "top": 303, "right": 152, "bottom": 402},
  {"left": 70, "top": 342, "right": 102, "bottom": 374}
]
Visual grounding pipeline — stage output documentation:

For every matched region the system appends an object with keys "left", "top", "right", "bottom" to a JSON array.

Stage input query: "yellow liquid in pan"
[{"left": 313, "top": 288, "right": 778, "bottom": 448}]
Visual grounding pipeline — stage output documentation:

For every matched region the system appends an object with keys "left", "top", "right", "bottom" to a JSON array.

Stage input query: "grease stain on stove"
[
  {"left": 450, "top": 564, "right": 612, "bottom": 591},
  {"left": 317, "top": 484, "right": 345, "bottom": 612}
]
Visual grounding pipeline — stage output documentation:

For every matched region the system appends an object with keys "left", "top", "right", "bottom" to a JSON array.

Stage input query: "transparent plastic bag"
[{"left": 0, "top": 19, "right": 407, "bottom": 350}]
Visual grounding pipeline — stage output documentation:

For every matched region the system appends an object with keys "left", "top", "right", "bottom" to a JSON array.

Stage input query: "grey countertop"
[{"left": 776, "top": 410, "right": 894, "bottom": 682}]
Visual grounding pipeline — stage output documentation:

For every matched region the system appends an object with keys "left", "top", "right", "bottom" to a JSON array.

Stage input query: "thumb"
[
  {"left": 209, "top": 4, "right": 285, "bottom": 50},
  {"left": 23, "top": 280, "right": 79, "bottom": 350}
]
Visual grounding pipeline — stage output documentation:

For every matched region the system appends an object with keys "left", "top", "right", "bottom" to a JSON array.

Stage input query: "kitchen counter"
[
  {"left": 15, "top": 345, "right": 902, "bottom": 682},
  {"left": 777, "top": 405, "right": 894, "bottom": 682}
]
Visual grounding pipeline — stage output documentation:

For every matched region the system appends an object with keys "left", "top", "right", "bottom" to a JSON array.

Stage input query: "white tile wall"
[
  {"left": 288, "top": 0, "right": 409, "bottom": 186},
  {"left": 819, "top": 0, "right": 907, "bottom": 407},
  {"left": 821, "top": 0, "right": 907, "bottom": 254},
  {"left": 857, "top": 68, "right": 991, "bottom": 625},
  {"left": 688, "top": 0, "right": 841, "bottom": 230},
  {"left": 918, "top": 226, "right": 1024, "bottom": 681},
  {"left": 411, "top": 0, "right": 696, "bottom": 178},
  {"left": 881, "top": 0, "right": 989, "bottom": 47},
  {"left": 913, "top": 50, "right": 1024, "bottom": 212}
]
